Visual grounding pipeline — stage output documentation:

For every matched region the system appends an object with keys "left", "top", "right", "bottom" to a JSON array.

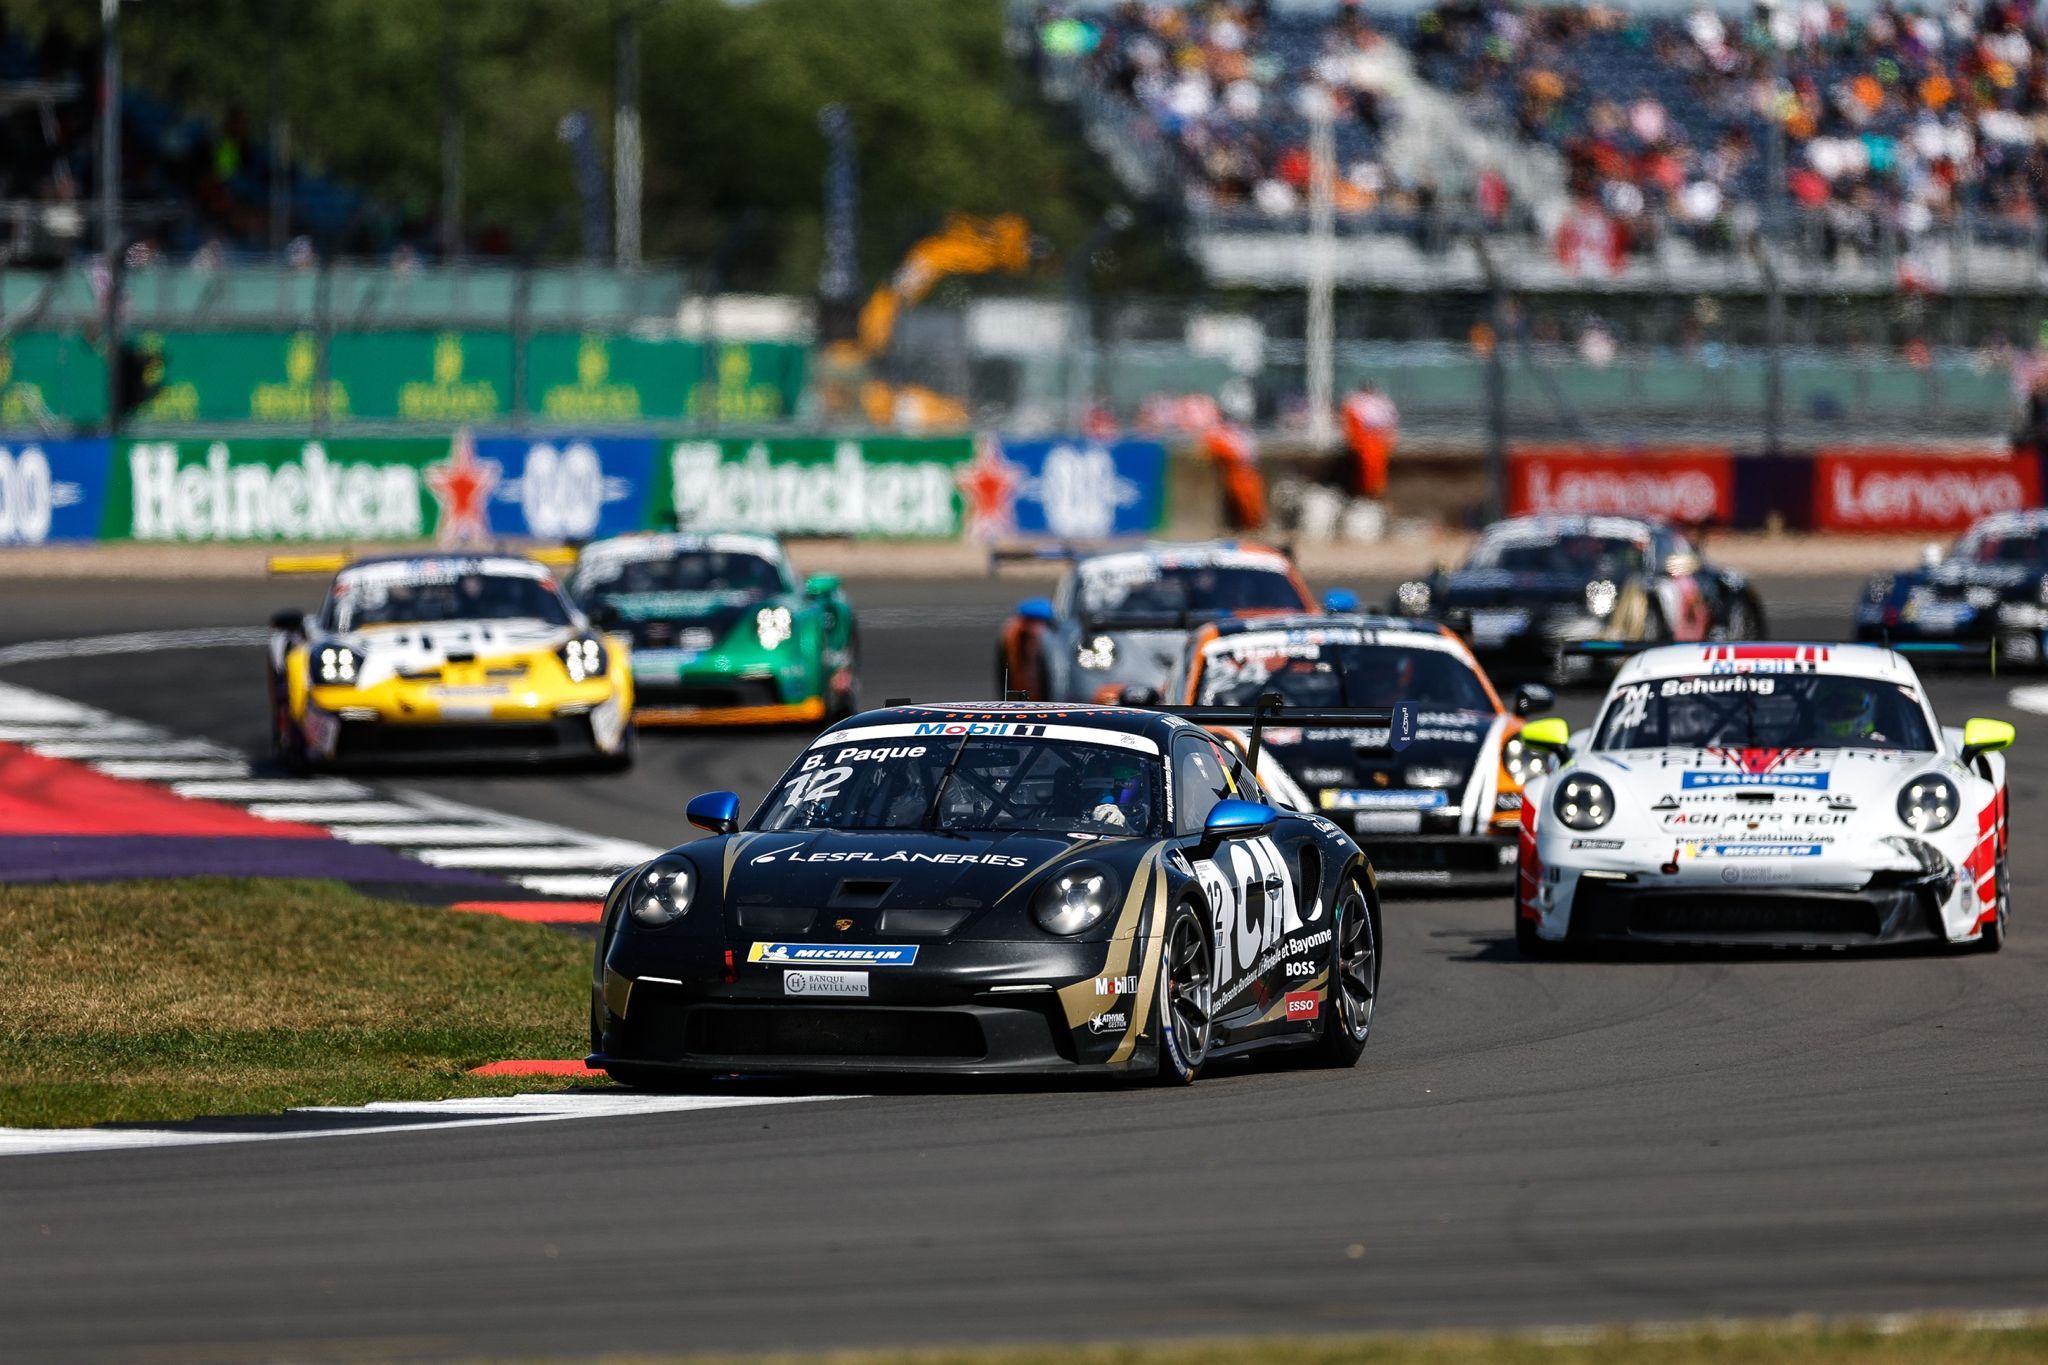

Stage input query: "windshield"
[
  {"left": 1959, "top": 528, "right": 2048, "bottom": 565},
  {"left": 573, "top": 552, "right": 786, "bottom": 604},
  {"left": 1079, "top": 563, "right": 1306, "bottom": 617},
  {"left": 1197, "top": 643, "right": 1494, "bottom": 712},
  {"left": 1595, "top": 674, "right": 1934, "bottom": 752},
  {"left": 755, "top": 735, "right": 1163, "bottom": 837},
  {"left": 325, "top": 573, "right": 571, "bottom": 630},
  {"left": 1469, "top": 532, "right": 1648, "bottom": 578}
]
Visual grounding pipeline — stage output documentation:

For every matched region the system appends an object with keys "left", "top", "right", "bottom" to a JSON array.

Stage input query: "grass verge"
[
  {"left": 0, "top": 876, "right": 600, "bottom": 1127},
  {"left": 625, "top": 1316, "right": 2048, "bottom": 1364}
]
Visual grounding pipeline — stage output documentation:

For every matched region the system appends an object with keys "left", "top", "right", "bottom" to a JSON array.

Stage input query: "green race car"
[{"left": 568, "top": 532, "right": 858, "bottom": 727}]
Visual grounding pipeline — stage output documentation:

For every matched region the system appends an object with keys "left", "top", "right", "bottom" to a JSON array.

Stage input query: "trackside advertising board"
[
  {"left": 1507, "top": 446, "right": 1734, "bottom": 524},
  {"left": 1812, "top": 448, "right": 2040, "bottom": 533},
  {"left": 986, "top": 437, "right": 1169, "bottom": 540},
  {"left": 655, "top": 437, "right": 976, "bottom": 538},
  {"left": 0, "top": 440, "right": 113, "bottom": 545}
]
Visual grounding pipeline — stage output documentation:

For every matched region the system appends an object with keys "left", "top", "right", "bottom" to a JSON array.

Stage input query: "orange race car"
[{"left": 1157, "top": 613, "right": 1556, "bottom": 892}]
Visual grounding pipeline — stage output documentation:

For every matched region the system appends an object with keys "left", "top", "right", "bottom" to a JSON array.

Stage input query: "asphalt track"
[{"left": 4, "top": 571, "right": 2048, "bottom": 1362}]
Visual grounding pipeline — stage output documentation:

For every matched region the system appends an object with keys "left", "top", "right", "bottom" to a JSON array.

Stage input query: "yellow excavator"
[{"left": 817, "top": 213, "right": 1033, "bottom": 430}]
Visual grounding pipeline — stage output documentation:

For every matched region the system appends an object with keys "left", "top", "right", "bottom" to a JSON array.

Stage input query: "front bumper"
[
  {"left": 1560, "top": 876, "right": 1950, "bottom": 948},
  {"left": 1361, "top": 832, "right": 1517, "bottom": 891},
  {"left": 594, "top": 937, "right": 1148, "bottom": 1077},
  {"left": 303, "top": 692, "right": 629, "bottom": 766},
  {"left": 629, "top": 652, "right": 825, "bottom": 726}
]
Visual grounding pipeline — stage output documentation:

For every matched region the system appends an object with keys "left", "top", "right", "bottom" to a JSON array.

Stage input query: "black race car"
[
  {"left": 1159, "top": 614, "right": 1555, "bottom": 891},
  {"left": 1854, "top": 510, "right": 2048, "bottom": 666},
  {"left": 589, "top": 700, "right": 1383, "bottom": 1084},
  {"left": 1392, "top": 515, "right": 1765, "bottom": 684}
]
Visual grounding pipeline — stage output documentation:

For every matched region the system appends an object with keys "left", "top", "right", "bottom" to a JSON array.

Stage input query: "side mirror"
[
  {"left": 1203, "top": 798, "right": 1276, "bottom": 845},
  {"left": 1322, "top": 588, "right": 1360, "bottom": 613},
  {"left": 804, "top": 572, "right": 841, "bottom": 598},
  {"left": 1017, "top": 596, "right": 1057, "bottom": 625},
  {"left": 1520, "top": 716, "right": 1571, "bottom": 750},
  {"left": 269, "top": 608, "right": 306, "bottom": 635},
  {"left": 1118, "top": 684, "right": 1161, "bottom": 706},
  {"left": 1961, "top": 717, "right": 2016, "bottom": 763},
  {"left": 1511, "top": 683, "right": 1554, "bottom": 717},
  {"left": 686, "top": 790, "right": 741, "bottom": 835}
]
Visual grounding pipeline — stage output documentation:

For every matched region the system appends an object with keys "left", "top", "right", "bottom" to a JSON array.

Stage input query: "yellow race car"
[{"left": 265, "top": 553, "right": 635, "bottom": 770}]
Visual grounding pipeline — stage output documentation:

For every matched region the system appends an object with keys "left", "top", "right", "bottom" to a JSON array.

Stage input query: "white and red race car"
[{"left": 1515, "top": 643, "right": 2014, "bottom": 954}]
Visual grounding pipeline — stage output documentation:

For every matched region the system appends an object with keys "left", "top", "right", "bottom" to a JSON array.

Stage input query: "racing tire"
[
  {"left": 600, "top": 1062, "right": 691, "bottom": 1093},
  {"left": 1307, "top": 877, "right": 1378, "bottom": 1068},
  {"left": 1978, "top": 850, "right": 2010, "bottom": 953},
  {"left": 268, "top": 691, "right": 311, "bottom": 776},
  {"left": 1154, "top": 900, "right": 1213, "bottom": 1085},
  {"left": 595, "top": 721, "right": 638, "bottom": 774},
  {"left": 1718, "top": 594, "right": 1763, "bottom": 643},
  {"left": 1515, "top": 907, "right": 1559, "bottom": 959}
]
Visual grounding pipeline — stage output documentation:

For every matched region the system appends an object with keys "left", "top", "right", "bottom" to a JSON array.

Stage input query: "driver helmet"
[
  {"left": 1815, "top": 678, "right": 1877, "bottom": 741},
  {"left": 1068, "top": 752, "right": 1149, "bottom": 830}
]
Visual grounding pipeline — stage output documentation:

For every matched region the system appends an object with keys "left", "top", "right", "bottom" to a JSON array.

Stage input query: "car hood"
[
  {"left": 325, "top": 619, "right": 574, "bottom": 687},
  {"left": 713, "top": 827, "right": 1147, "bottom": 940},
  {"left": 1576, "top": 745, "right": 1943, "bottom": 841},
  {"left": 1439, "top": 570, "right": 1596, "bottom": 609},
  {"left": 1256, "top": 710, "right": 1494, "bottom": 804}
]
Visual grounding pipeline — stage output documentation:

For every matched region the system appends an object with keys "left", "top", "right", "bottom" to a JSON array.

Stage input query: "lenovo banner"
[
  {"left": 1813, "top": 449, "right": 2040, "bottom": 533},
  {"left": 1508, "top": 446, "right": 1733, "bottom": 524}
]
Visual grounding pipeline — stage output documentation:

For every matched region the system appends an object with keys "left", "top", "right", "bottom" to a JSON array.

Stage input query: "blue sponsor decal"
[
  {"left": 1391, "top": 699, "right": 1419, "bottom": 752},
  {"left": 1681, "top": 771, "right": 1829, "bottom": 790},
  {"left": 1699, "top": 843, "right": 1824, "bottom": 857},
  {"left": 748, "top": 942, "right": 917, "bottom": 968},
  {"left": 475, "top": 435, "right": 654, "bottom": 540},
  {"left": 994, "top": 437, "right": 1167, "bottom": 539},
  {"left": 1321, "top": 789, "right": 1449, "bottom": 811},
  {"left": 0, "top": 438, "right": 110, "bottom": 544}
]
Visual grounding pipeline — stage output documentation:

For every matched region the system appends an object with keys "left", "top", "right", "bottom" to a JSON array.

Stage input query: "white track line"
[
  {"left": 243, "top": 800, "right": 441, "bottom": 824},
  {"left": 326, "top": 824, "right": 588, "bottom": 847},
  {"left": 31, "top": 739, "right": 239, "bottom": 759},
  {"left": 515, "top": 873, "right": 628, "bottom": 897},
  {"left": 414, "top": 844, "right": 652, "bottom": 871},
  {"left": 0, "top": 626, "right": 270, "bottom": 667},
  {"left": 171, "top": 777, "right": 372, "bottom": 801},
  {"left": 2008, "top": 685, "right": 2048, "bottom": 716},
  {"left": 0, "top": 1091, "right": 851, "bottom": 1158},
  {"left": 95, "top": 760, "right": 254, "bottom": 781}
]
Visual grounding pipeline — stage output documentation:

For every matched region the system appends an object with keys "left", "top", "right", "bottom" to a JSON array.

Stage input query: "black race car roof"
[{"left": 826, "top": 700, "right": 1195, "bottom": 746}]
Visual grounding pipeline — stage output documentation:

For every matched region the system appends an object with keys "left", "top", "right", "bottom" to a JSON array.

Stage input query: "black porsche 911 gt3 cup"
[{"left": 589, "top": 701, "right": 1384, "bottom": 1084}]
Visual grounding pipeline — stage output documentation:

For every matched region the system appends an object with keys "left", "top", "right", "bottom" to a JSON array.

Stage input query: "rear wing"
[
  {"left": 266, "top": 545, "right": 582, "bottom": 576},
  {"left": 1148, "top": 691, "right": 1404, "bottom": 771},
  {"left": 267, "top": 553, "right": 348, "bottom": 575}
]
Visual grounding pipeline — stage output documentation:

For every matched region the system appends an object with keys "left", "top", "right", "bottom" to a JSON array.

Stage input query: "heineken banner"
[
  {"left": 656, "top": 436, "right": 976, "bottom": 538},
  {"left": 1, "top": 331, "right": 808, "bottom": 427},
  {"left": 14, "top": 430, "right": 1166, "bottom": 544},
  {"left": 0, "top": 439, "right": 112, "bottom": 545}
]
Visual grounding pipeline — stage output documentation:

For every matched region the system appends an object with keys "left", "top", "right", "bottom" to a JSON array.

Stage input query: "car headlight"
[
  {"left": 559, "top": 636, "right": 607, "bottom": 682},
  {"left": 628, "top": 858, "right": 697, "bottom": 927},
  {"left": 1502, "top": 735, "right": 1552, "bottom": 785},
  {"left": 1897, "top": 774, "right": 1959, "bottom": 833},
  {"left": 1552, "top": 773, "right": 1614, "bottom": 830},
  {"left": 1032, "top": 862, "right": 1119, "bottom": 935},
  {"left": 1395, "top": 579, "right": 1432, "bottom": 615},
  {"left": 1584, "top": 579, "right": 1617, "bottom": 618},
  {"left": 756, "top": 606, "right": 793, "bottom": 650},
  {"left": 314, "top": 643, "right": 362, "bottom": 685},
  {"left": 1076, "top": 634, "right": 1117, "bottom": 670}
]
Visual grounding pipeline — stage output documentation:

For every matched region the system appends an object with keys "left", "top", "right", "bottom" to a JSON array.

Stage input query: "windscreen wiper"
[{"left": 923, "top": 731, "right": 974, "bottom": 832}]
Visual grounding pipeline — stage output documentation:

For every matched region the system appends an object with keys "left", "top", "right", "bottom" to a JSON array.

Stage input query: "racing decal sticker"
[
  {"left": 1681, "top": 771, "right": 1829, "bottom": 790},
  {"left": 1682, "top": 842, "right": 1825, "bottom": 858},
  {"left": 810, "top": 721, "right": 1160, "bottom": 755},
  {"left": 1085, "top": 1011, "right": 1129, "bottom": 1035},
  {"left": 783, "top": 969, "right": 868, "bottom": 997},
  {"left": 1319, "top": 789, "right": 1448, "bottom": 810},
  {"left": 1284, "top": 990, "right": 1320, "bottom": 1020},
  {"left": 1094, "top": 974, "right": 1138, "bottom": 995},
  {"left": 748, "top": 942, "right": 918, "bottom": 967},
  {"left": 1701, "top": 644, "right": 1831, "bottom": 664}
]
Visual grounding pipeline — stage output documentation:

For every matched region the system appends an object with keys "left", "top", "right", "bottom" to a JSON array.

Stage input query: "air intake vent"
[{"left": 828, "top": 878, "right": 896, "bottom": 910}]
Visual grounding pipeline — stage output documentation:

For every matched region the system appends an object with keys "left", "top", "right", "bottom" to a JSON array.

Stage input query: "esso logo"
[
  {"left": 520, "top": 441, "right": 605, "bottom": 539},
  {"left": 0, "top": 445, "right": 54, "bottom": 545}
]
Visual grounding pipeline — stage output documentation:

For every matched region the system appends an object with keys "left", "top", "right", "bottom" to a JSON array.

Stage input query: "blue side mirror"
[
  {"left": 1204, "top": 798, "right": 1277, "bottom": 843},
  {"left": 686, "top": 790, "right": 741, "bottom": 835},
  {"left": 1017, "top": 596, "right": 1057, "bottom": 625},
  {"left": 1322, "top": 588, "right": 1360, "bottom": 613}
]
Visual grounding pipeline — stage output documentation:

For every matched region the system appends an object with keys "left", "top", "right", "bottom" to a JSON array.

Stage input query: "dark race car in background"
[
  {"left": 993, "top": 541, "right": 1350, "bottom": 704},
  {"left": 1854, "top": 510, "right": 2048, "bottom": 668},
  {"left": 1158, "top": 614, "right": 1554, "bottom": 891},
  {"left": 569, "top": 532, "right": 859, "bottom": 726},
  {"left": 1393, "top": 515, "right": 1766, "bottom": 685},
  {"left": 590, "top": 701, "right": 1382, "bottom": 1083}
]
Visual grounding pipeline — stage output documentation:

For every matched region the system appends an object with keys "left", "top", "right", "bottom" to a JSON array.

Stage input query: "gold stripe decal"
[
  {"left": 601, "top": 968, "right": 634, "bottom": 1020},
  {"left": 1055, "top": 846, "right": 1160, "bottom": 1032},
  {"left": 1108, "top": 864, "right": 1169, "bottom": 1066}
]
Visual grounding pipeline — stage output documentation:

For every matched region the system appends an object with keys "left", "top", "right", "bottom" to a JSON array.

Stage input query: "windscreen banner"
[
  {"left": 1812, "top": 448, "right": 2039, "bottom": 533},
  {"left": 1507, "top": 445, "right": 1733, "bottom": 524}
]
